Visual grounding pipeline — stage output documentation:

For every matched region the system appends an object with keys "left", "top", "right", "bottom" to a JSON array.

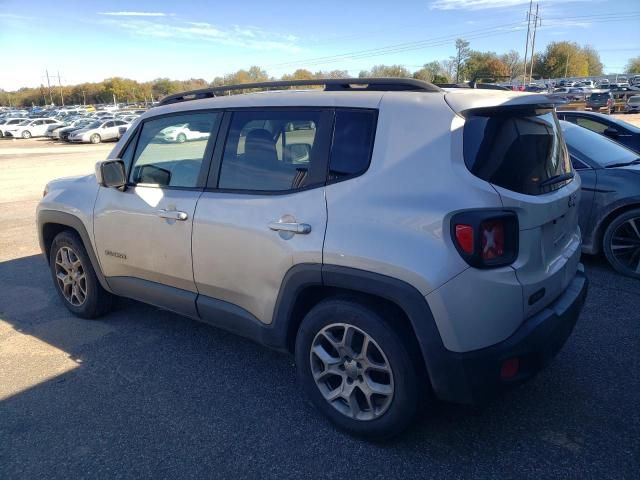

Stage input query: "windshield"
[
  {"left": 589, "top": 93, "right": 610, "bottom": 100},
  {"left": 562, "top": 123, "right": 638, "bottom": 167},
  {"left": 464, "top": 108, "right": 571, "bottom": 195},
  {"left": 83, "top": 121, "right": 102, "bottom": 129},
  {"left": 628, "top": 96, "right": 640, "bottom": 104}
]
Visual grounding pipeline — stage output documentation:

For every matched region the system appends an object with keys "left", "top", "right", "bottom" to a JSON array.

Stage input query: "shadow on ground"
[{"left": 0, "top": 254, "right": 638, "bottom": 478}]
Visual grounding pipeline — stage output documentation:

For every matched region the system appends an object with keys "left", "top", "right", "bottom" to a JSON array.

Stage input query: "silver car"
[
  {"left": 68, "top": 119, "right": 130, "bottom": 144},
  {"left": 37, "top": 78, "right": 588, "bottom": 438}
]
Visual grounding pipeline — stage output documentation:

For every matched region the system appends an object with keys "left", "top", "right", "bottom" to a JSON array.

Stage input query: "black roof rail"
[{"left": 158, "top": 77, "right": 441, "bottom": 105}]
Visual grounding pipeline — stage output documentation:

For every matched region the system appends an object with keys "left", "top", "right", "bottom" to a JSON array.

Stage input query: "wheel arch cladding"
[
  {"left": 37, "top": 210, "right": 111, "bottom": 292},
  {"left": 274, "top": 263, "right": 469, "bottom": 402}
]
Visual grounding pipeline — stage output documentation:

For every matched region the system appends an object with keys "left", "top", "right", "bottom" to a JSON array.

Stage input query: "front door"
[
  {"left": 93, "top": 111, "right": 221, "bottom": 313},
  {"left": 192, "top": 109, "right": 332, "bottom": 324}
]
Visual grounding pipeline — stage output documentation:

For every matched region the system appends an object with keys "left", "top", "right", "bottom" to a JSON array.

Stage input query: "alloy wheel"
[
  {"left": 309, "top": 323, "right": 394, "bottom": 421},
  {"left": 54, "top": 246, "right": 87, "bottom": 306},
  {"left": 610, "top": 216, "right": 640, "bottom": 274}
]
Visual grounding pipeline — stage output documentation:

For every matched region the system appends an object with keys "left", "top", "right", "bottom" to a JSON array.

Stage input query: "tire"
[
  {"left": 176, "top": 133, "right": 187, "bottom": 143},
  {"left": 90, "top": 133, "right": 101, "bottom": 144},
  {"left": 603, "top": 208, "right": 640, "bottom": 279},
  {"left": 49, "top": 230, "right": 113, "bottom": 318},
  {"left": 295, "top": 298, "right": 421, "bottom": 439},
  {"left": 22, "top": 130, "right": 32, "bottom": 139}
]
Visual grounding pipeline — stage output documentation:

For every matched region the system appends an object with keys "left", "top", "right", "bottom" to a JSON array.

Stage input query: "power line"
[{"left": 265, "top": 11, "right": 640, "bottom": 71}]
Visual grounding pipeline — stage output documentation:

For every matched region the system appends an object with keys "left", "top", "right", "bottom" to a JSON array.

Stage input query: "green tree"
[
  {"left": 359, "top": 64, "right": 411, "bottom": 78},
  {"left": 413, "top": 61, "right": 445, "bottom": 83},
  {"left": 534, "top": 41, "right": 603, "bottom": 78},
  {"left": 500, "top": 50, "right": 523, "bottom": 81},
  {"left": 626, "top": 57, "right": 640, "bottom": 74},
  {"left": 452, "top": 38, "right": 470, "bottom": 82}
]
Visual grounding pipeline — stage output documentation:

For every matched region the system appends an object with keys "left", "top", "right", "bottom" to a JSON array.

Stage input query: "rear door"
[
  {"left": 463, "top": 107, "right": 581, "bottom": 317},
  {"left": 191, "top": 109, "right": 332, "bottom": 324}
]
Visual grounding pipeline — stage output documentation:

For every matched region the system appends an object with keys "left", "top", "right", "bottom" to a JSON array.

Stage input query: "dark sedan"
[
  {"left": 561, "top": 121, "right": 640, "bottom": 279},
  {"left": 557, "top": 110, "right": 640, "bottom": 154}
]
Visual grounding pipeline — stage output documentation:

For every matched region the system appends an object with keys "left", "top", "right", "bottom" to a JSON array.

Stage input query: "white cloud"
[
  {"left": 98, "top": 11, "right": 169, "bottom": 17},
  {"left": 101, "top": 18, "right": 301, "bottom": 53},
  {"left": 430, "top": 0, "right": 530, "bottom": 10}
]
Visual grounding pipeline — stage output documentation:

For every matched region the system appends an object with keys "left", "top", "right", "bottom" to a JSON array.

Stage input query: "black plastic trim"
[
  {"left": 37, "top": 209, "right": 111, "bottom": 292},
  {"left": 108, "top": 276, "right": 199, "bottom": 318}
]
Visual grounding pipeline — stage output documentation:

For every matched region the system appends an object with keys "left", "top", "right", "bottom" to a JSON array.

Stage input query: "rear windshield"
[{"left": 463, "top": 108, "right": 571, "bottom": 195}]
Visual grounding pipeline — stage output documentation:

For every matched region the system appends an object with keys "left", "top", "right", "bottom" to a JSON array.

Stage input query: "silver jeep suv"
[{"left": 37, "top": 78, "right": 588, "bottom": 438}]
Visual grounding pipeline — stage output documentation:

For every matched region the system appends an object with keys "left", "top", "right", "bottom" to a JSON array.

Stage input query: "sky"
[{"left": 0, "top": 0, "right": 638, "bottom": 90}]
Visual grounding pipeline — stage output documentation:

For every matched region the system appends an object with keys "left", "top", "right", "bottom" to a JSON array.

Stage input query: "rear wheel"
[
  {"left": 22, "top": 130, "right": 32, "bottom": 139},
  {"left": 295, "top": 298, "right": 421, "bottom": 439},
  {"left": 49, "top": 231, "right": 113, "bottom": 318},
  {"left": 603, "top": 209, "right": 640, "bottom": 279},
  {"left": 90, "top": 133, "right": 101, "bottom": 144}
]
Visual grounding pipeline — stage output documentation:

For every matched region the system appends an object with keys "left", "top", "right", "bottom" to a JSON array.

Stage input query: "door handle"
[
  {"left": 158, "top": 209, "right": 188, "bottom": 221},
  {"left": 268, "top": 221, "right": 311, "bottom": 234}
]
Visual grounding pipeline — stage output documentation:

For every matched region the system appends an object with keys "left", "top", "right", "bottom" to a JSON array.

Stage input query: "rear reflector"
[
  {"left": 500, "top": 358, "right": 520, "bottom": 379},
  {"left": 454, "top": 224, "right": 474, "bottom": 254}
]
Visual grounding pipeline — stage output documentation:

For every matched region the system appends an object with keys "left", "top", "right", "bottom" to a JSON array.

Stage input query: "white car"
[
  {"left": 0, "top": 118, "right": 28, "bottom": 138},
  {"left": 4, "top": 118, "right": 63, "bottom": 139},
  {"left": 156, "top": 122, "right": 211, "bottom": 143},
  {"left": 68, "top": 119, "right": 130, "bottom": 144}
]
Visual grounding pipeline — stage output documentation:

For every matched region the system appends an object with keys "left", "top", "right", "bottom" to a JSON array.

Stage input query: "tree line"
[{"left": 2, "top": 40, "right": 638, "bottom": 107}]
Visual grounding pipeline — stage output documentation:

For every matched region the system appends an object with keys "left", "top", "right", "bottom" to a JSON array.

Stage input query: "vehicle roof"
[{"left": 146, "top": 86, "right": 565, "bottom": 119}]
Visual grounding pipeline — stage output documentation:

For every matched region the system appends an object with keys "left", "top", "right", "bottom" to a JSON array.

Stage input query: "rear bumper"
[{"left": 430, "top": 265, "right": 588, "bottom": 404}]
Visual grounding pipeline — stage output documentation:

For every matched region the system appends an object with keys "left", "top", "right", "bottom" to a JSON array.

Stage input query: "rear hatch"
[{"left": 458, "top": 99, "right": 582, "bottom": 318}]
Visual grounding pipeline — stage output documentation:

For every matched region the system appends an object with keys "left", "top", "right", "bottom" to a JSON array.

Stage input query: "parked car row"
[{"left": 0, "top": 108, "right": 145, "bottom": 143}]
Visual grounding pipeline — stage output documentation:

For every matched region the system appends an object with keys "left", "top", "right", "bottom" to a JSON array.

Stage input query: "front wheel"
[
  {"left": 603, "top": 209, "right": 640, "bottom": 279},
  {"left": 295, "top": 299, "right": 421, "bottom": 439},
  {"left": 22, "top": 130, "right": 32, "bottom": 139},
  {"left": 90, "top": 133, "right": 101, "bottom": 144},
  {"left": 49, "top": 231, "right": 113, "bottom": 318},
  {"left": 176, "top": 133, "right": 187, "bottom": 143}
]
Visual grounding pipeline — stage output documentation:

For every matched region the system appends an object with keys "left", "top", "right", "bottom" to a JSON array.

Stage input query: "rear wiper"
[
  {"left": 539, "top": 172, "right": 575, "bottom": 188},
  {"left": 605, "top": 159, "right": 640, "bottom": 168}
]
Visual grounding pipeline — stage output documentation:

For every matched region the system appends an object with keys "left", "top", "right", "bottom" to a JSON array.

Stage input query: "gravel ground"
[{"left": 0, "top": 136, "right": 638, "bottom": 479}]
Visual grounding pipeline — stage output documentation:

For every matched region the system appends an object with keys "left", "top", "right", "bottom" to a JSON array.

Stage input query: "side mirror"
[
  {"left": 96, "top": 159, "right": 126, "bottom": 189},
  {"left": 604, "top": 127, "right": 619, "bottom": 138}
]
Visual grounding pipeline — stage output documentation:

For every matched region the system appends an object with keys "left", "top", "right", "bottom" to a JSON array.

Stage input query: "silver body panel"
[
  {"left": 192, "top": 189, "right": 326, "bottom": 323},
  {"left": 93, "top": 186, "right": 201, "bottom": 292}
]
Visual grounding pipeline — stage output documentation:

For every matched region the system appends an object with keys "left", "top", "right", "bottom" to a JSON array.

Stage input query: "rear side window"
[
  {"left": 329, "top": 110, "right": 377, "bottom": 181},
  {"left": 463, "top": 108, "right": 571, "bottom": 195}
]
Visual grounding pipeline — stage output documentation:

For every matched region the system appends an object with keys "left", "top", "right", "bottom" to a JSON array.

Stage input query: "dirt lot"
[{"left": 0, "top": 131, "right": 639, "bottom": 478}]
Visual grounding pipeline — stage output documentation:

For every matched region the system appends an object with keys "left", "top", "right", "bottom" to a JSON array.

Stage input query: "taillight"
[{"left": 451, "top": 210, "right": 518, "bottom": 268}]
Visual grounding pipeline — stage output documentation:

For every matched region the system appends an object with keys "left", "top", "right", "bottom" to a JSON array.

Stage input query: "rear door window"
[
  {"left": 218, "top": 110, "right": 330, "bottom": 192},
  {"left": 463, "top": 108, "right": 571, "bottom": 195}
]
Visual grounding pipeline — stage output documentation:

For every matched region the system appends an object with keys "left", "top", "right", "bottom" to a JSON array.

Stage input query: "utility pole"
[
  {"left": 57, "top": 71, "right": 64, "bottom": 107},
  {"left": 45, "top": 68, "right": 54, "bottom": 105},
  {"left": 82, "top": 89, "right": 86, "bottom": 106},
  {"left": 564, "top": 53, "right": 570, "bottom": 78},
  {"left": 528, "top": 3, "right": 541, "bottom": 84},
  {"left": 522, "top": 0, "right": 533, "bottom": 87}
]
